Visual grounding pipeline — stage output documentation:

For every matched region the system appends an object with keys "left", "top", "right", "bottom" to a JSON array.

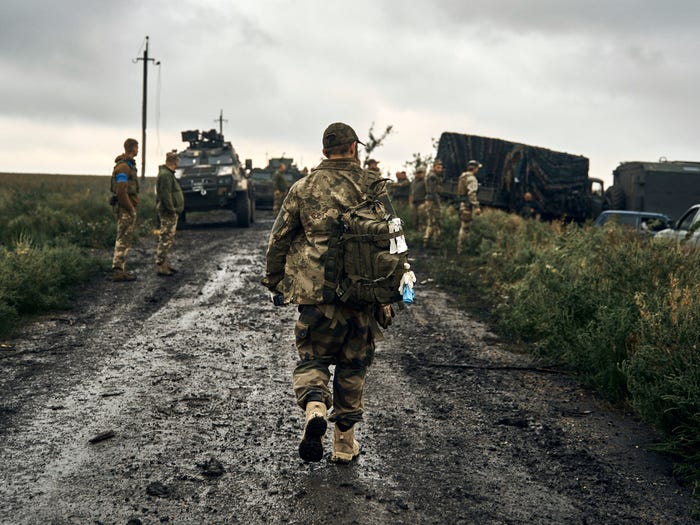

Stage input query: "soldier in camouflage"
[
  {"left": 272, "top": 163, "right": 289, "bottom": 215},
  {"left": 409, "top": 166, "right": 427, "bottom": 233},
  {"left": 110, "top": 138, "right": 140, "bottom": 282},
  {"left": 456, "top": 160, "right": 482, "bottom": 255},
  {"left": 422, "top": 159, "right": 444, "bottom": 248},
  {"left": 155, "top": 151, "right": 185, "bottom": 276},
  {"left": 262, "top": 122, "right": 394, "bottom": 464}
]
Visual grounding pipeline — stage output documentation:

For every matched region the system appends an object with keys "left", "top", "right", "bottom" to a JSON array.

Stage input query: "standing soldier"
[
  {"left": 422, "top": 159, "right": 444, "bottom": 248},
  {"left": 110, "top": 138, "right": 139, "bottom": 282},
  {"left": 456, "top": 160, "right": 482, "bottom": 255},
  {"left": 366, "top": 158, "right": 381, "bottom": 175},
  {"left": 262, "top": 122, "right": 394, "bottom": 464},
  {"left": 391, "top": 171, "right": 411, "bottom": 206},
  {"left": 409, "top": 166, "right": 426, "bottom": 233},
  {"left": 272, "top": 163, "right": 288, "bottom": 215},
  {"left": 155, "top": 151, "right": 184, "bottom": 276}
]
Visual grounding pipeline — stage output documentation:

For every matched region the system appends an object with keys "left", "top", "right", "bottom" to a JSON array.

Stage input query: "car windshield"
[{"left": 205, "top": 153, "right": 233, "bottom": 165}]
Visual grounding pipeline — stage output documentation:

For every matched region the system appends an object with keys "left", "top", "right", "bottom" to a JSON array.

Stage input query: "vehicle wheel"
[
  {"left": 603, "top": 185, "right": 625, "bottom": 210},
  {"left": 236, "top": 192, "right": 251, "bottom": 227}
]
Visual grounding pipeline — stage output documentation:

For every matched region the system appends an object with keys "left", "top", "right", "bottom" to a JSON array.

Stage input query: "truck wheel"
[
  {"left": 236, "top": 192, "right": 251, "bottom": 227},
  {"left": 603, "top": 185, "right": 625, "bottom": 210}
]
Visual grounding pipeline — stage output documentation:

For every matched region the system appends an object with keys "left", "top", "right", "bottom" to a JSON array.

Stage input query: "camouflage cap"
[
  {"left": 367, "top": 158, "right": 379, "bottom": 165},
  {"left": 415, "top": 166, "right": 426, "bottom": 173},
  {"left": 323, "top": 122, "right": 365, "bottom": 149},
  {"left": 467, "top": 159, "right": 483, "bottom": 168}
]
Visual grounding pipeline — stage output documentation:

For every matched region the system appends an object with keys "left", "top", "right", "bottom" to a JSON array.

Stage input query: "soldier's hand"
[{"left": 475, "top": 207, "right": 482, "bottom": 216}]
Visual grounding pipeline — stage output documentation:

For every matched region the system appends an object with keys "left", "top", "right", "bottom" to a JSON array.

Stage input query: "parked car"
[
  {"left": 593, "top": 210, "right": 672, "bottom": 235},
  {"left": 654, "top": 204, "right": 700, "bottom": 247}
]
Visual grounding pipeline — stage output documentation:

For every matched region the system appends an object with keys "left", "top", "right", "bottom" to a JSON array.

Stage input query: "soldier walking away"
[
  {"left": 409, "top": 166, "right": 426, "bottom": 233},
  {"left": 456, "top": 160, "right": 482, "bottom": 255},
  {"left": 110, "top": 138, "right": 140, "bottom": 282},
  {"left": 155, "top": 151, "right": 184, "bottom": 276},
  {"left": 422, "top": 159, "right": 444, "bottom": 248},
  {"left": 272, "top": 163, "right": 289, "bottom": 215},
  {"left": 262, "top": 122, "right": 395, "bottom": 464}
]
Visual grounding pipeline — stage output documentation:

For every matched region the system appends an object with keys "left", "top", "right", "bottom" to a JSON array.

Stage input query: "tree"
[
  {"left": 363, "top": 122, "right": 394, "bottom": 166},
  {"left": 403, "top": 137, "right": 439, "bottom": 175}
]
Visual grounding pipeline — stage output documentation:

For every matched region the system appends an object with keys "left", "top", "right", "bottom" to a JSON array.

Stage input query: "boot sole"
[{"left": 298, "top": 416, "right": 327, "bottom": 462}]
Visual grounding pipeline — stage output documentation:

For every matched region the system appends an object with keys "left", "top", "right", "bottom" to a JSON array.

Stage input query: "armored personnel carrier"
[
  {"left": 437, "top": 132, "right": 604, "bottom": 222},
  {"left": 249, "top": 157, "right": 304, "bottom": 209},
  {"left": 175, "top": 129, "right": 255, "bottom": 227}
]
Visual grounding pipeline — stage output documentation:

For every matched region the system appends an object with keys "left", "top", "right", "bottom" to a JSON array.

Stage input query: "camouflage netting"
[{"left": 437, "top": 132, "right": 592, "bottom": 221}]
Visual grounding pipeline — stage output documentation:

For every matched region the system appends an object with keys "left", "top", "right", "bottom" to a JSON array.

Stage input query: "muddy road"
[{"left": 0, "top": 211, "right": 694, "bottom": 524}]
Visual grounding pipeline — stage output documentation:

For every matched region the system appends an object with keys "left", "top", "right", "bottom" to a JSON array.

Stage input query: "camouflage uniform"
[
  {"left": 262, "top": 157, "right": 391, "bottom": 427},
  {"left": 422, "top": 167, "right": 442, "bottom": 247},
  {"left": 111, "top": 154, "right": 139, "bottom": 272},
  {"left": 272, "top": 166, "right": 288, "bottom": 215},
  {"left": 391, "top": 173, "right": 411, "bottom": 206},
  {"left": 409, "top": 172, "right": 426, "bottom": 233},
  {"left": 156, "top": 163, "right": 184, "bottom": 266},
  {"left": 456, "top": 169, "right": 480, "bottom": 255}
]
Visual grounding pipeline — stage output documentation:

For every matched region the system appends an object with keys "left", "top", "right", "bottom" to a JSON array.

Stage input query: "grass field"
[{"left": 0, "top": 172, "right": 157, "bottom": 336}]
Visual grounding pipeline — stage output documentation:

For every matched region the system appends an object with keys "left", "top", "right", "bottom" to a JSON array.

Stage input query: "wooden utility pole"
[{"left": 134, "top": 36, "right": 160, "bottom": 181}]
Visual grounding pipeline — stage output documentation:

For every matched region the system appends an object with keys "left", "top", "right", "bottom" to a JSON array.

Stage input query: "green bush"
[{"left": 413, "top": 207, "right": 700, "bottom": 494}]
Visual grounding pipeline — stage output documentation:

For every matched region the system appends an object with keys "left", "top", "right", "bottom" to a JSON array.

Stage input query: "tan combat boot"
[
  {"left": 298, "top": 401, "right": 327, "bottom": 462},
  {"left": 156, "top": 262, "right": 174, "bottom": 276},
  {"left": 112, "top": 269, "right": 137, "bottom": 282},
  {"left": 331, "top": 425, "right": 360, "bottom": 464}
]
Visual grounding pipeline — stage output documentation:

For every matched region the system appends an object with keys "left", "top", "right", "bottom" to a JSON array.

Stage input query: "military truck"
[
  {"left": 603, "top": 159, "right": 700, "bottom": 221},
  {"left": 249, "top": 157, "right": 304, "bottom": 210},
  {"left": 436, "top": 132, "right": 604, "bottom": 222},
  {"left": 175, "top": 129, "right": 255, "bottom": 227}
]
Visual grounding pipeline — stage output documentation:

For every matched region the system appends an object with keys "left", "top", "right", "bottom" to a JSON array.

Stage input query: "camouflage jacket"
[
  {"left": 262, "top": 158, "right": 390, "bottom": 305},
  {"left": 410, "top": 177, "right": 426, "bottom": 203},
  {"left": 457, "top": 172, "right": 479, "bottom": 209},
  {"left": 272, "top": 169, "right": 288, "bottom": 193},
  {"left": 156, "top": 164, "right": 184, "bottom": 214}
]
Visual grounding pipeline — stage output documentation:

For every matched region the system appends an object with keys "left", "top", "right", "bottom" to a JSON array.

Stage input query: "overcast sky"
[{"left": 1, "top": 0, "right": 699, "bottom": 185}]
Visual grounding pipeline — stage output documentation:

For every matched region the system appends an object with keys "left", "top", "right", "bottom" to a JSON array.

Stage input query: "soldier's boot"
[
  {"left": 156, "top": 262, "right": 174, "bottom": 277},
  {"left": 330, "top": 424, "right": 360, "bottom": 464},
  {"left": 298, "top": 401, "right": 327, "bottom": 462},
  {"left": 112, "top": 269, "right": 137, "bottom": 282}
]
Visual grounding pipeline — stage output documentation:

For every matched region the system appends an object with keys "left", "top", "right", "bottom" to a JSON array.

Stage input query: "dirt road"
[{"left": 0, "top": 211, "right": 693, "bottom": 524}]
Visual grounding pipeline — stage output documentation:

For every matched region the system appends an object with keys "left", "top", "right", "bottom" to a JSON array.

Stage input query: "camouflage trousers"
[
  {"left": 293, "top": 303, "right": 375, "bottom": 427},
  {"left": 457, "top": 206, "right": 473, "bottom": 255},
  {"left": 412, "top": 201, "right": 425, "bottom": 233},
  {"left": 156, "top": 211, "right": 179, "bottom": 265},
  {"left": 112, "top": 207, "right": 136, "bottom": 271},
  {"left": 273, "top": 191, "right": 286, "bottom": 216},
  {"left": 421, "top": 201, "right": 442, "bottom": 246}
]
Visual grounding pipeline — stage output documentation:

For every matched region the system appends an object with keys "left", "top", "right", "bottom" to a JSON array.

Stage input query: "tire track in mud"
[{"left": 0, "top": 213, "right": 695, "bottom": 524}]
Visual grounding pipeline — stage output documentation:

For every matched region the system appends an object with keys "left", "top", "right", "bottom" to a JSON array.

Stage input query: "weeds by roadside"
[
  {"left": 398, "top": 203, "right": 700, "bottom": 498},
  {"left": 0, "top": 174, "right": 157, "bottom": 338}
]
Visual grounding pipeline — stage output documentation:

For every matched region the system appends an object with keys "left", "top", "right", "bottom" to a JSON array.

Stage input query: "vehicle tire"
[
  {"left": 603, "top": 185, "right": 625, "bottom": 210},
  {"left": 236, "top": 192, "right": 251, "bottom": 227}
]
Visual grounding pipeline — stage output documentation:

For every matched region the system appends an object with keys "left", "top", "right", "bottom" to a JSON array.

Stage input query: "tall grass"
[
  {"left": 404, "top": 204, "right": 700, "bottom": 495},
  {"left": 0, "top": 174, "right": 157, "bottom": 337}
]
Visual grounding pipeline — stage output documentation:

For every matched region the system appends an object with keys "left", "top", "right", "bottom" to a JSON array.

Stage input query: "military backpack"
[{"left": 323, "top": 191, "right": 409, "bottom": 306}]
